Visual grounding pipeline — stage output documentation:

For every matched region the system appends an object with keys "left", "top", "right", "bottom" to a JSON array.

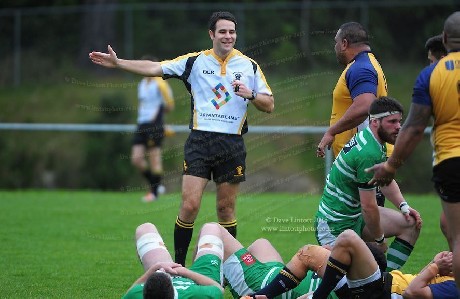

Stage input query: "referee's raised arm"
[{"left": 89, "top": 45, "right": 163, "bottom": 77}]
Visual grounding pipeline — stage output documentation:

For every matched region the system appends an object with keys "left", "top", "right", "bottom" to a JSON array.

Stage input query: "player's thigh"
[
  {"left": 247, "top": 239, "right": 283, "bottom": 263},
  {"left": 131, "top": 144, "right": 146, "bottom": 161}
]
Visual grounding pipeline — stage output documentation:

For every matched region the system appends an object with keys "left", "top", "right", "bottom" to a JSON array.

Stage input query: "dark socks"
[
  {"left": 219, "top": 220, "right": 237, "bottom": 237},
  {"left": 253, "top": 266, "right": 300, "bottom": 297},
  {"left": 142, "top": 170, "right": 161, "bottom": 196},
  {"left": 174, "top": 216, "right": 194, "bottom": 266},
  {"left": 313, "top": 257, "right": 350, "bottom": 299}
]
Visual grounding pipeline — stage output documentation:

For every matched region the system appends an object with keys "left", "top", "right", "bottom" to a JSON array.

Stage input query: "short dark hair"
[
  {"left": 338, "top": 22, "right": 369, "bottom": 45},
  {"left": 425, "top": 35, "right": 447, "bottom": 60},
  {"left": 366, "top": 242, "right": 387, "bottom": 272},
  {"left": 143, "top": 272, "right": 174, "bottom": 299},
  {"left": 369, "top": 96, "right": 404, "bottom": 117},
  {"left": 208, "top": 11, "right": 237, "bottom": 32}
]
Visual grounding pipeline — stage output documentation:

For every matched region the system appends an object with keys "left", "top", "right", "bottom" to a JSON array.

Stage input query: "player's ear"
[{"left": 209, "top": 29, "right": 215, "bottom": 40}]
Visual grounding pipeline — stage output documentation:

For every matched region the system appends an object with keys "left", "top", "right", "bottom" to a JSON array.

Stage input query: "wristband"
[
  {"left": 399, "top": 202, "right": 410, "bottom": 215},
  {"left": 375, "top": 234, "right": 385, "bottom": 244}
]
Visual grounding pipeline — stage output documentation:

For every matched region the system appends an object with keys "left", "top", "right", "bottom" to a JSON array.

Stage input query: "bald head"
[{"left": 443, "top": 11, "right": 460, "bottom": 50}]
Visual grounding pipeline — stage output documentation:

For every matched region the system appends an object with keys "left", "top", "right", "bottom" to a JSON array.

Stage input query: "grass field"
[{"left": 0, "top": 190, "right": 447, "bottom": 298}]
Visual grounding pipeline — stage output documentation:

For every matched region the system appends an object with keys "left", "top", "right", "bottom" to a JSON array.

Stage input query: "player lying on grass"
[
  {"left": 126, "top": 221, "right": 341, "bottom": 298},
  {"left": 122, "top": 222, "right": 225, "bottom": 299},
  {"left": 246, "top": 229, "right": 457, "bottom": 299}
]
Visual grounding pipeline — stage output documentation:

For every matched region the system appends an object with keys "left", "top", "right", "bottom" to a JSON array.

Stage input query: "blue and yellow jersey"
[
  {"left": 412, "top": 51, "right": 460, "bottom": 166},
  {"left": 331, "top": 51, "right": 388, "bottom": 157},
  {"left": 389, "top": 270, "right": 454, "bottom": 297}
]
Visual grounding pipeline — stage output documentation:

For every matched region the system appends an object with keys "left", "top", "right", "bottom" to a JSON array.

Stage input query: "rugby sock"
[
  {"left": 219, "top": 220, "right": 237, "bottom": 238},
  {"left": 252, "top": 266, "right": 300, "bottom": 297},
  {"left": 142, "top": 170, "right": 155, "bottom": 190},
  {"left": 174, "top": 216, "right": 194, "bottom": 266},
  {"left": 313, "top": 257, "right": 349, "bottom": 299},
  {"left": 150, "top": 173, "right": 161, "bottom": 196},
  {"left": 386, "top": 237, "right": 413, "bottom": 271},
  {"left": 142, "top": 170, "right": 162, "bottom": 196}
]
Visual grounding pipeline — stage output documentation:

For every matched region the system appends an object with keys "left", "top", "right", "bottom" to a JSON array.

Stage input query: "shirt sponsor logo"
[
  {"left": 203, "top": 70, "right": 215, "bottom": 75},
  {"left": 211, "top": 83, "right": 231, "bottom": 110},
  {"left": 199, "top": 112, "right": 239, "bottom": 121}
]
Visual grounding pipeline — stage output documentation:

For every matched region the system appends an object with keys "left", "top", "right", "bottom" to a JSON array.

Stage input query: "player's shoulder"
[{"left": 162, "top": 51, "right": 203, "bottom": 64}]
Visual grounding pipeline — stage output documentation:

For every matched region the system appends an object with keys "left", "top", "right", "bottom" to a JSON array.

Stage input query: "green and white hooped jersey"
[
  {"left": 122, "top": 254, "right": 223, "bottom": 299},
  {"left": 317, "top": 127, "right": 387, "bottom": 222},
  {"left": 161, "top": 49, "right": 272, "bottom": 135}
]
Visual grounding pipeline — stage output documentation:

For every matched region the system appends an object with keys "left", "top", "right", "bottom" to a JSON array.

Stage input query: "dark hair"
[
  {"left": 369, "top": 96, "right": 404, "bottom": 117},
  {"left": 208, "top": 11, "right": 237, "bottom": 32},
  {"left": 143, "top": 272, "right": 174, "bottom": 299},
  {"left": 366, "top": 242, "right": 387, "bottom": 272},
  {"left": 425, "top": 35, "right": 447, "bottom": 60},
  {"left": 338, "top": 22, "right": 369, "bottom": 45}
]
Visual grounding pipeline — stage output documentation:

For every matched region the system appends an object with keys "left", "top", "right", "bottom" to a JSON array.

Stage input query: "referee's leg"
[{"left": 216, "top": 182, "right": 239, "bottom": 238}]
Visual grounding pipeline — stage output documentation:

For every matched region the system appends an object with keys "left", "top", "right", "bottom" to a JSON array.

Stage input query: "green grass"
[{"left": 0, "top": 190, "right": 447, "bottom": 298}]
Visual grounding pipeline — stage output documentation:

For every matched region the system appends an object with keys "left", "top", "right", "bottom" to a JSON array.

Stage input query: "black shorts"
[
  {"left": 132, "top": 121, "right": 164, "bottom": 148},
  {"left": 348, "top": 271, "right": 391, "bottom": 299},
  {"left": 183, "top": 130, "right": 246, "bottom": 184},
  {"left": 432, "top": 157, "right": 460, "bottom": 203}
]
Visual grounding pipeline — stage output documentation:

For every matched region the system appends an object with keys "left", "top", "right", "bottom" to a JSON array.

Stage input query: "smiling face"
[{"left": 209, "top": 19, "right": 236, "bottom": 59}]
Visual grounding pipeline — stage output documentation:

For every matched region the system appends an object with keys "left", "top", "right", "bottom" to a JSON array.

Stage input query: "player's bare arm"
[
  {"left": 381, "top": 181, "right": 422, "bottom": 229},
  {"left": 174, "top": 267, "right": 224, "bottom": 292},
  {"left": 231, "top": 80, "right": 274, "bottom": 113},
  {"left": 366, "top": 103, "right": 432, "bottom": 186},
  {"left": 317, "top": 93, "right": 374, "bottom": 157},
  {"left": 126, "top": 261, "right": 182, "bottom": 292},
  {"left": 403, "top": 251, "right": 452, "bottom": 298},
  {"left": 89, "top": 45, "right": 163, "bottom": 77},
  {"left": 359, "top": 189, "right": 386, "bottom": 249}
]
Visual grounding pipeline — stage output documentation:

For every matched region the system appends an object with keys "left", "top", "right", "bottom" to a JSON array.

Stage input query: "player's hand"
[
  {"left": 89, "top": 45, "right": 119, "bottom": 68},
  {"left": 231, "top": 80, "right": 252, "bottom": 99},
  {"left": 317, "top": 132, "right": 334, "bottom": 158},
  {"left": 407, "top": 207, "right": 422, "bottom": 230},
  {"left": 156, "top": 262, "right": 183, "bottom": 275},
  {"left": 434, "top": 251, "right": 453, "bottom": 276},
  {"left": 365, "top": 162, "right": 395, "bottom": 186}
]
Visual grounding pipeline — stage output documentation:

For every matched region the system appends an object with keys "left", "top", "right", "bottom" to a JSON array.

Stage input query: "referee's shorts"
[{"left": 183, "top": 130, "right": 246, "bottom": 184}]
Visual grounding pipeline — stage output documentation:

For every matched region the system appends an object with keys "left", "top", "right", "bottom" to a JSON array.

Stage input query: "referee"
[{"left": 89, "top": 11, "right": 274, "bottom": 266}]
